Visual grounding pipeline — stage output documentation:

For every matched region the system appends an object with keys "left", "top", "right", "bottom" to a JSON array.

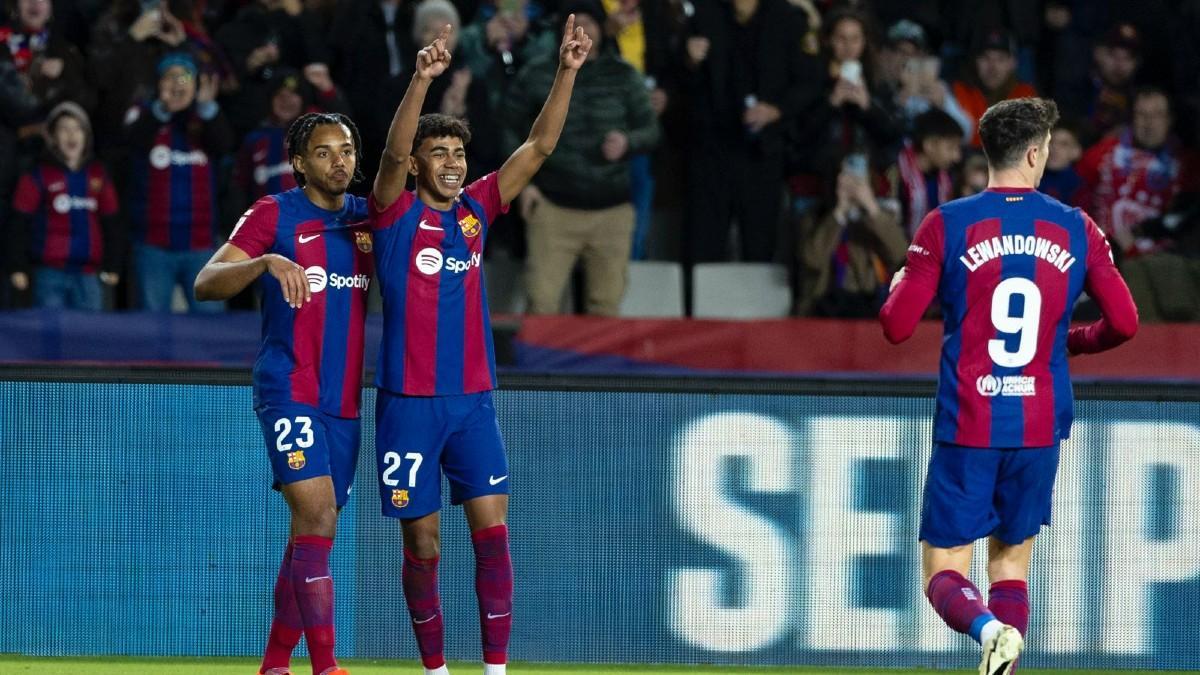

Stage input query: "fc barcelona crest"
[
  {"left": 392, "top": 489, "right": 410, "bottom": 508},
  {"left": 458, "top": 214, "right": 481, "bottom": 238},
  {"left": 287, "top": 450, "right": 306, "bottom": 470},
  {"left": 355, "top": 231, "right": 373, "bottom": 253}
]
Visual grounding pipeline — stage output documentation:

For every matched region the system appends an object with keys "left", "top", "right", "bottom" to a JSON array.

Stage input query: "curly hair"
[
  {"left": 285, "top": 112, "right": 364, "bottom": 188},
  {"left": 978, "top": 98, "right": 1060, "bottom": 169},
  {"left": 414, "top": 113, "right": 472, "bottom": 149}
]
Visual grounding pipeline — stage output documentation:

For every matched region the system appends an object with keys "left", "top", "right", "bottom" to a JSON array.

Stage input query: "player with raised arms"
[
  {"left": 367, "top": 16, "right": 591, "bottom": 675},
  {"left": 194, "top": 112, "right": 373, "bottom": 675},
  {"left": 880, "top": 97, "right": 1138, "bottom": 675}
]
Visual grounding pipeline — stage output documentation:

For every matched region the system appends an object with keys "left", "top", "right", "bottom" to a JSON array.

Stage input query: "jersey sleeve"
[
  {"left": 1067, "top": 213, "right": 1139, "bottom": 354},
  {"left": 11, "top": 172, "right": 41, "bottom": 215},
  {"left": 878, "top": 208, "right": 944, "bottom": 343},
  {"left": 368, "top": 189, "right": 418, "bottom": 231},
  {"left": 227, "top": 196, "right": 280, "bottom": 258},
  {"left": 463, "top": 171, "right": 510, "bottom": 225}
]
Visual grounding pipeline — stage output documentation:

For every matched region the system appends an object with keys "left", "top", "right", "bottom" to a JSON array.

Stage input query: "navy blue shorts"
[
  {"left": 375, "top": 390, "right": 509, "bottom": 519},
  {"left": 919, "top": 442, "right": 1060, "bottom": 548},
  {"left": 257, "top": 402, "right": 360, "bottom": 508}
]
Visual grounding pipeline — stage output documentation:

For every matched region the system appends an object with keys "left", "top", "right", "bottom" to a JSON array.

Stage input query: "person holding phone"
[
  {"left": 879, "top": 18, "right": 971, "bottom": 142},
  {"left": 788, "top": 8, "right": 899, "bottom": 228}
]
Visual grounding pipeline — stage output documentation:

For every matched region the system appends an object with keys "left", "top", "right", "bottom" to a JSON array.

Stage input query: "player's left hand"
[
  {"left": 889, "top": 266, "right": 906, "bottom": 293},
  {"left": 416, "top": 24, "right": 453, "bottom": 80},
  {"left": 559, "top": 14, "right": 593, "bottom": 71}
]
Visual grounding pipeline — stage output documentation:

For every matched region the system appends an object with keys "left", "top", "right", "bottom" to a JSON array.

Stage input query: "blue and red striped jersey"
[
  {"left": 229, "top": 188, "right": 373, "bottom": 418},
  {"left": 12, "top": 161, "right": 118, "bottom": 272},
  {"left": 129, "top": 110, "right": 219, "bottom": 251},
  {"left": 235, "top": 125, "right": 297, "bottom": 201},
  {"left": 881, "top": 188, "right": 1127, "bottom": 447},
  {"left": 370, "top": 172, "right": 508, "bottom": 396}
]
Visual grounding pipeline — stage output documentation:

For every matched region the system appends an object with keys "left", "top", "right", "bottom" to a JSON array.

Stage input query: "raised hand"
[
  {"left": 416, "top": 24, "right": 453, "bottom": 80},
  {"left": 559, "top": 14, "right": 593, "bottom": 70},
  {"left": 196, "top": 72, "right": 219, "bottom": 104}
]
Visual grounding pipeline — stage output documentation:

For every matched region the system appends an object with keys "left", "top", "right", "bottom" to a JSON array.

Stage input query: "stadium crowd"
[{"left": 2, "top": 0, "right": 1199, "bottom": 321}]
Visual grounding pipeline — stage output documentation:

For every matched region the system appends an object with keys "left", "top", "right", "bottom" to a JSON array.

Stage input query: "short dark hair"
[
  {"left": 285, "top": 112, "right": 364, "bottom": 188},
  {"left": 913, "top": 109, "right": 963, "bottom": 148},
  {"left": 1132, "top": 85, "right": 1171, "bottom": 112},
  {"left": 978, "top": 97, "right": 1059, "bottom": 169},
  {"left": 414, "top": 113, "right": 472, "bottom": 148}
]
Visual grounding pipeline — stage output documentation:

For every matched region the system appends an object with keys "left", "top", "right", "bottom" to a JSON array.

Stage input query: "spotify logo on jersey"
[
  {"left": 415, "top": 248, "right": 444, "bottom": 275},
  {"left": 305, "top": 266, "right": 328, "bottom": 293}
]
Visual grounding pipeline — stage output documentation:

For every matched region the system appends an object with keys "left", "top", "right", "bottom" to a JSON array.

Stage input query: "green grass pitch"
[{"left": 0, "top": 658, "right": 1194, "bottom": 675}]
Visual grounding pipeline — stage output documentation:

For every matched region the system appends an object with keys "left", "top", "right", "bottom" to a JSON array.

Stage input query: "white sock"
[
  {"left": 424, "top": 666, "right": 450, "bottom": 675},
  {"left": 483, "top": 664, "right": 506, "bottom": 675},
  {"left": 979, "top": 619, "right": 1004, "bottom": 645}
]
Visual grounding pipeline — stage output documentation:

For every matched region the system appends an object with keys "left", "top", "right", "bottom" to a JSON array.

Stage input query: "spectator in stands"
[
  {"left": 123, "top": 51, "right": 234, "bottom": 312},
  {"left": 329, "top": 0, "right": 415, "bottom": 185},
  {"left": 230, "top": 66, "right": 351, "bottom": 212},
  {"left": 788, "top": 8, "right": 899, "bottom": 235},
  {"left": 1059, "top": 22, "right": 1142, "bottom": 144},
  {"left": 7, "top": 102, "right": 123, "bottom": 310},
  {"left": 1, "top": 0, "right": 94, "bottom": 155},
  {"left": 895, "top": 108, "right": 961, "bottom": 238},
  {"left": 1039, "top": 118, "right": 1085, "bottom": 206},
  {"left": 215, "top": 0, "right": 330, "bottom": 138},
  {"left": 1, "top": 47, "right": 39, "bottom": 306},
  {"left": 600, "top": 0, "right": 682, "bottom": 259},
  {"left": 958, "top": 152, "right": 989, "bottom": 197},
  {"left": 412, "top": 0, "right": 477, "bottom": 119},
  {"left": 795, "top": 155, "right": 907, "bottom": 317},
  {"left": 1078, "top": 87, "right": 1197, "bottom": 258},
  {"left": 88, "top": 1, "right": 190, "bottom": 163},
  {"left": 1078, "top": 86, "right": 1200, "bottom": 321},
  {"left": 877, "top": 19, "right": 971, "bottom": 141},
  {"left": 684, "top": 0, "right": 808, "bottom": 263},
  {"left": 952, "top": 29, "right": 1036, "bottom": 148},
  {"left": 456, "top": 0, "right": 556, "bottom": 178},
  {"left": 502, "top": 0, "right": 658, "bottom": 315}
]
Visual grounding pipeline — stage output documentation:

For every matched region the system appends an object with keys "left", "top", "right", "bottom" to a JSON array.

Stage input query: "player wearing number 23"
[{"left": 879, "top": 98, "right": 1137, "bottom": 675}]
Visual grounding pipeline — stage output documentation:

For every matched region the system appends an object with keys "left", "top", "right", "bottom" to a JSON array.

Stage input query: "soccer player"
[
  {"left": 368, "top": 18, "right": 591, "bottom": 675},
  {"left": 194, "top": 112, "right": 373, "bottom": 675},
  {"left": 879, "top": 97, "right": 1138, "bottom": 675}
]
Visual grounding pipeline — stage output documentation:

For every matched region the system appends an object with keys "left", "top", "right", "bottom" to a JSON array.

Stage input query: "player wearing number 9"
[{"left": 879, "top": 98, "right": 1137, "bottom": 675}]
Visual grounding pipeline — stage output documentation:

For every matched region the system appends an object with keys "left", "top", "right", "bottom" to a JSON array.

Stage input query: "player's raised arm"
[
  {"left": 1067, "top": 216, "right": 1139, "bottom": 354},
  {"left": 373, "top": 24, "right": 454, "bottom": 211},
  {"left": 496, "top": 14, "right": 592, "bottom": 206}
]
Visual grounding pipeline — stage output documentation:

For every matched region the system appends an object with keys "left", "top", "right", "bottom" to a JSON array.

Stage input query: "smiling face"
[
  {"left": 410, "top": 135, "right": 467, "bottom": 205},
  {"left": 295, "top": 123, "right": 356, "bottom": 196},
  {"left": 51, "top": 114, "right": 86, "bottom": 167}
]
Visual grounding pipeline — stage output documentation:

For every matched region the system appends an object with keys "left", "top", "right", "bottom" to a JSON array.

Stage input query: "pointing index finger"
[{"left": 564, "top": 13, "right": 575, "bottom": 40}]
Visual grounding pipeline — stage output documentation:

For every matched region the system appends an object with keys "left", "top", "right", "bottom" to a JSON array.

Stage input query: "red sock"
[
  {"left": 403, "top": 549, "right": 445, "bottom": 669},
  {"left": 926, "top": 570, "right": 996, "bottom": 643},
  {"left": 291, "top": 535, "right": 336, "bottom": 674},
  {"left": 261, "top": 542, "right": 304, "bottom": 673},
  {"left": 472, "top": 525, "right": 513, "bottom": 665},
  {"left": 989, "top": 579, "right": 1030, "bottom": 672}
]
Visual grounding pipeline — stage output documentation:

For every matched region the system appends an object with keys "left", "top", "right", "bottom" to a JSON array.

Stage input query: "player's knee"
[
  {"left": 291, "top": 500, "right": 338, "bottom": 538},
  {"left": 402, "top": 522, "right": 440, "bottom": 558}
]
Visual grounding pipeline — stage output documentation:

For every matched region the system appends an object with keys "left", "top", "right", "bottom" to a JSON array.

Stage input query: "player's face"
[
  {"left": 51, "top": 115, "right": 86, "bottom": 166},
  {"left": 829, "top": 18, "right": 866, "bottom": 64},
  {"left": 1132, "top": 93, "right": 1171, "bottom": 149},
  {"left": 411, "top": 136, "right": 467, "bottom": 201},
  {"left": 975, "top": 49, "right": 1015, "bottom": 91},
  {"left": 297, "top": 124, "right": 356, "bottom": 196}
]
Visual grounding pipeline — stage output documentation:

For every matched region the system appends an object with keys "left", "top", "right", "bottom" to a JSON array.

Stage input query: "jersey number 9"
[{"left": 988, "top": 277, "right": 1041, "bottom": 368}]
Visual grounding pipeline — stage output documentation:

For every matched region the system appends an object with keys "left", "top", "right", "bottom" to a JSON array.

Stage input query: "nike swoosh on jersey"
[
  {"left": 486, "top": 612, "right": 511, "bottom": 619},
  {"left": 489, "top": 475, "right": 508, "bottom": 485},
  {"left": 298, "top": 233, "right": 321, "bottom": 243},
  {"left": 413, "top": 615, "right": 438, "bottom": 624},
  {"left": 305, "top": 575, "right": 331, "bottom": 583},
  {"left": 418, "top": 219, "right": 442, "bottom": 231}
]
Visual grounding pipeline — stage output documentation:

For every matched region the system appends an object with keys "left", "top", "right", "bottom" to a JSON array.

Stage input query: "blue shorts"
[
  {"left": 919, "top": 442, "right": 1060, "bottom": 548},
  {"left": 257, "top": 402, "right": 360, "bottom": 508},
  {"left": 375, "top": 389, "right": 509, "bottom": 519}
]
